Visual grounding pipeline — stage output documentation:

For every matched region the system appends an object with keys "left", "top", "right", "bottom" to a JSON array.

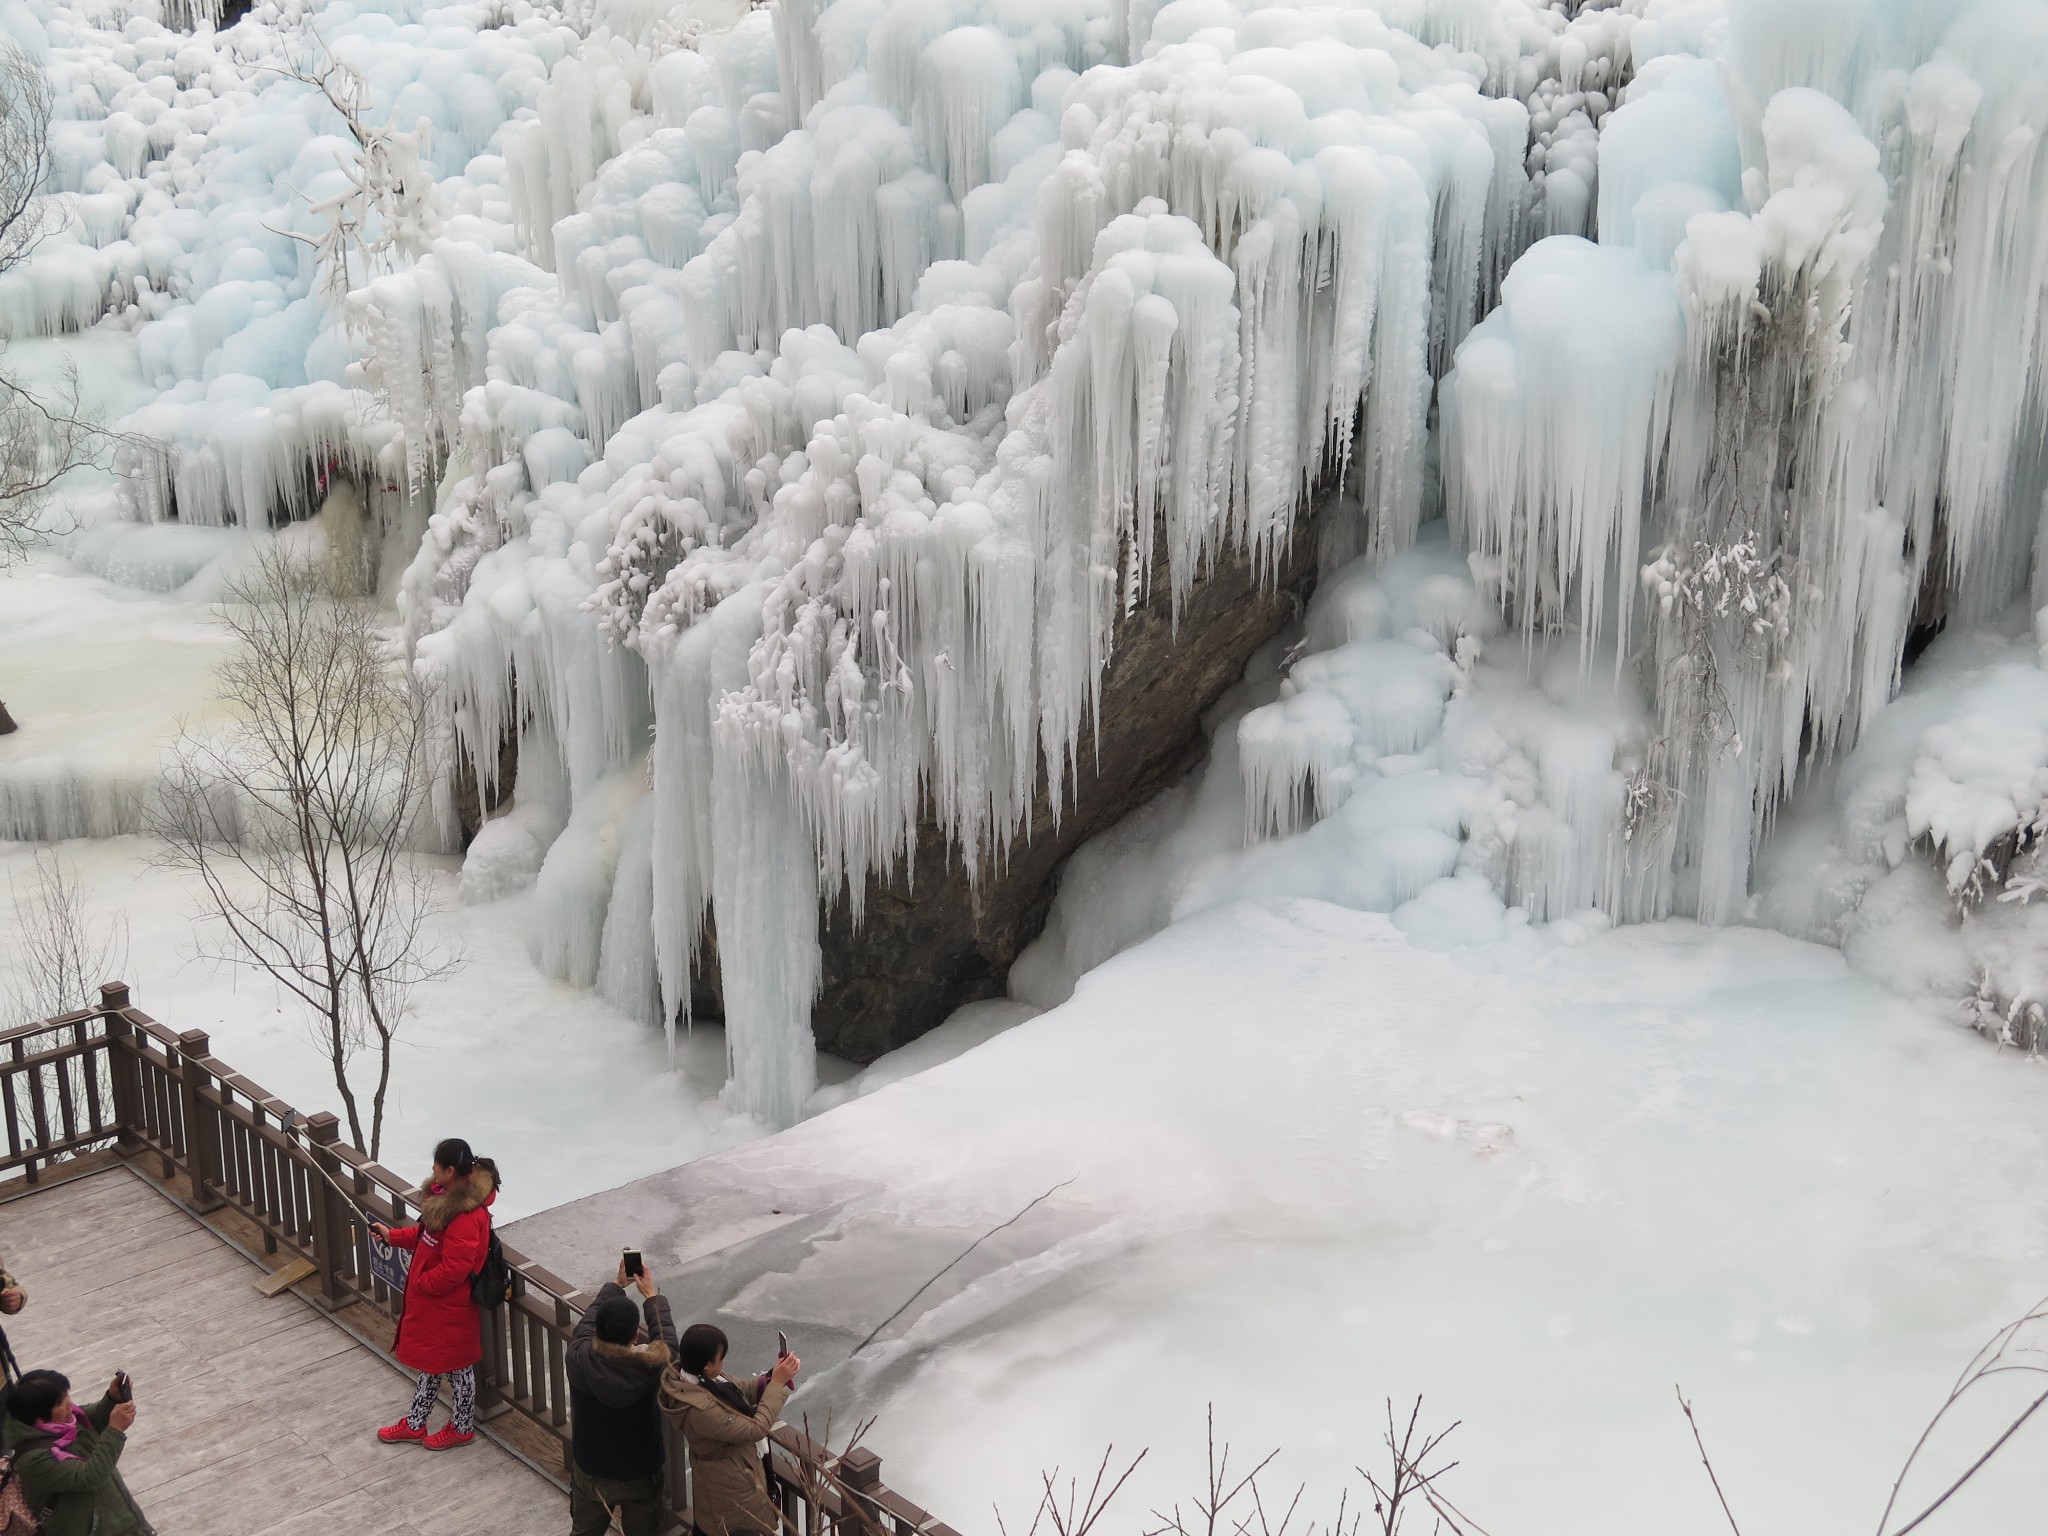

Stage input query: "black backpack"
[{"left": 470, "top": 1227, "right": 514, "bottom": 1310}]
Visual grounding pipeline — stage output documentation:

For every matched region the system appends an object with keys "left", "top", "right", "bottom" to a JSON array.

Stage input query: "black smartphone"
[
  {"left": 622, "top": 1248, "right": 643, "bottom": 1278},
  {"left": 111, "top": 1372, "right": 131, "bottom": 1404},
  {"left": 777, "top": 1330, "right": 789, "bottom": 1359}
]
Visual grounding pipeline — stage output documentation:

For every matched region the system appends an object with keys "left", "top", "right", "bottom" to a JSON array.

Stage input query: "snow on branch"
[{"left": 241, "top": 16, "right": 443, "bottom": 322}]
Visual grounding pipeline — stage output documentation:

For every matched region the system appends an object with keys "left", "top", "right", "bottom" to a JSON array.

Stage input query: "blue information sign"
[{"left": 368, "top": 1233, "right": 411, "bottom": 1293}]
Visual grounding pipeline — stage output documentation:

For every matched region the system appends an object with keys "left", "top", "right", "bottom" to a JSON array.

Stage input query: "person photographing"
[
  {"left": 2, "top": 1369, "right": 154, "bottom": 1536},
  {"left": 661, "top": 1324, "right": 800, "bottom": 1536},
  {"left": 368, "top": 1137, "right": 500, "bottom": 1451},
  {"left": 566, "top": 1250, "right": 678, "bottom": 1536},
  {"left": 0, "top": 1261, "right": 26, "bottom": 1391}
]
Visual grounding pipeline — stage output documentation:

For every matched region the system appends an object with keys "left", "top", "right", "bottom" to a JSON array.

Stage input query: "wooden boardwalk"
[{"left": 0, "top": 1168, "right": 566, "bottom": 1536}]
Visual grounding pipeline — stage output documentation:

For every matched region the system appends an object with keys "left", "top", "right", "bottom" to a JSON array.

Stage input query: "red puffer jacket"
[{"left": 388, "top": 1166, "right": 495, "bottom": 1374}]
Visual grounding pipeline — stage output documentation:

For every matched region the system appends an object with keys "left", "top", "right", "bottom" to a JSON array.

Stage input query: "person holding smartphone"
[
  {"left": 566, "top": 1250, "right": 678, "bottom": 1536},
  {"left": 660, "top": 1324, "right": 799, "bottom": 1536},
  {"left": 2, "top": 1369, "right": 153, "bottom": 1536},
  {"left": 368, "top": 1137, "right": 500, "bottom": 1451}
]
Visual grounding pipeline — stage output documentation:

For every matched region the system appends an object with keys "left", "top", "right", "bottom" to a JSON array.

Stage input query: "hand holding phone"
[
  {"left": 110, "top": 1372, "right": 132, "bottom": 1404},
  {"left": 622, "top": 1248, "right": 643, "bottom": 1278}
]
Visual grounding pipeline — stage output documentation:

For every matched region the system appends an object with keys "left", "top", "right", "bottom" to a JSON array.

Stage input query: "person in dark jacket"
[
  {"left": 567, "top": 1256, "right": 679, "bottom": 1536},
  {"left": 1, "top": 1369, "right": 152, "bottom": 1536},
  {"left": 369, "top": 1137, "right": 500, "bottom": 1451}
]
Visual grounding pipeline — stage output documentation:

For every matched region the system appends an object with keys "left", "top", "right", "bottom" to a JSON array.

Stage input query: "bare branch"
[
  {"left": 1875, "top": 1293, "right": 2048, "bottom": 1536},
  {"left": 233, "top": 20, "right": 440, "bottom": 322},
  {"left": 850, "top": 1176, "right": 1077, "bottom": 1356},
  {"left": 1674, "top": 1388, "right": 1743, "bottom": 1536}
]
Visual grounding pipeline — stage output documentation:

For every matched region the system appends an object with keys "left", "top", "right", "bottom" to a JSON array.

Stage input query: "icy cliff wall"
[{"left": 1435, "top": 1, "right": 2048, "bottom": 926}]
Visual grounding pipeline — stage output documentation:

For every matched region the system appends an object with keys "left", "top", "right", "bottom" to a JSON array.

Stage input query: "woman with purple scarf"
[{"left": 2, "top": 1370, "right": 153, "bottom": 1536}]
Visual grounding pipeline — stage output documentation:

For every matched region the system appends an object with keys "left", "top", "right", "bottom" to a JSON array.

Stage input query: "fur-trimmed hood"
[
  {"left": 593, "top": 1336, "right": 672, "bottom": 1371},
  {"left": 418, "top": 1166, "right": 495, "bottom": 1232}
]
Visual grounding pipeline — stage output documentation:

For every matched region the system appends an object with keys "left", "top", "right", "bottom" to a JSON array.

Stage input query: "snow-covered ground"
[
  {"left": 662, "top": 900, "right": 2048, "bottom": 1535},
  {"left": 0, "top": 830, "right": 788, "bottom": 1217}
]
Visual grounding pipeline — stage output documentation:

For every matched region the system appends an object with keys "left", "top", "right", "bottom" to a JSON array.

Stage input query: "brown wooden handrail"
[{"left": 0, "top": 985, "right": 960, "bottom": 1536}]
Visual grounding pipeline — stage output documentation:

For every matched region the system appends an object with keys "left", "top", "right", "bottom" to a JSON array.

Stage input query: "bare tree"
[
  {"left": 149, "top": 543, "right": 453, "bottom": 1156},
  {"left": 999, "top": 1402, "right": 1485, "bottom": 1536},
  {"left": 996, "top": 1445, "right": 1147, "bottom": 1536},
  {"left": 781, "top": 1412, "right": 887, "bottom": 1535},
  {"left": 3, "top": 848, "right": 130, "bottom": 1169},
  {"left": 0, "top": 46, "right": 114, "bottom": 567},
  {"left": 3, "top": 847, "right": 129, "bottom": 1027},
  {"left": 0, "top": 44, "right": 136, "bottom": 738},
  {"left": 1353, "top": 1399, "right": 1488, "bottom": 1536},
  {"left": 1145, "top": 1409, "right": 1277, "bottom": 1536}
]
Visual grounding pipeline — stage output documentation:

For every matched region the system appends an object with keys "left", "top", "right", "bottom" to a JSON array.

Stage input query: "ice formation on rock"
[
  {"left": 11, "top": 0, "right": 2048, "bottom": 1117},
  {"left": 1439, "top": 3, "right": 2048, "bottom": 926},
  {"left": 392, "top": 0, "right": 1554, "bottom": 1116}
]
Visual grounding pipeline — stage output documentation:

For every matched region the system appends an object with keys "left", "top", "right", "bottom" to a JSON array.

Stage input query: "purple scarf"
[{"left": 35, "top": 1407, "right": 84, "bottom": 1461}]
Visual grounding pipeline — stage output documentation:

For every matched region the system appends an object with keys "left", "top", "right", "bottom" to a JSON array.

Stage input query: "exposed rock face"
[
  {"left": 801, "top": 490, "right": 1326, "bottom": 1062},
  {"left": 0, "top": 700, "right": 15, "bottom": 736},
  {"left": 452, "top": 725, "right": 519, "bottom": 848},
  {"left": 472, "top": 492, "right": 1326, "bottom": 1061}
]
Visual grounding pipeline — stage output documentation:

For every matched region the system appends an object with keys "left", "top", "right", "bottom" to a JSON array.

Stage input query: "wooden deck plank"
[{"left": 0, "top": 1168, "right": 565, "bottom": 1536}]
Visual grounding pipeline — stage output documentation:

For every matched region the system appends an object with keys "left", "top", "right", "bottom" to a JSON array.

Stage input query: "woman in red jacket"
[{"left": 370, "top": 1137, "right": 499, "bottom": 1451}]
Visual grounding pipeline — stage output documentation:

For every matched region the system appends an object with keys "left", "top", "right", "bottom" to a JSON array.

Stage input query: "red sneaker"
[
  {"left": 422, "top": 1425, "right": 475, "bottom": 1451},
  {"left": 376, "top": 1420, "right": 429, "bottom": 1445}
]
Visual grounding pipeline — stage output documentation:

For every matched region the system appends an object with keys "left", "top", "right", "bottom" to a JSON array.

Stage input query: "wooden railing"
[{"left": 0, "top": 985, "right": 960, "bottom": 1536}]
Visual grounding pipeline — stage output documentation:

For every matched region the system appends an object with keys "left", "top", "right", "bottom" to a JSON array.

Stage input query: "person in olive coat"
[
  {"left": 1, "top": 1369, "right": 154, "bottom": 1536},
  {"left": 660, "top": 1324, "right": 799, "bottom": 1536}
]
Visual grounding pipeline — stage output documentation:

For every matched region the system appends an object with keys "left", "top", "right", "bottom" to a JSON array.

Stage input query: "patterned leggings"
[{"left": 405, "top": 1365, "right": 477, "bottom": 1434}]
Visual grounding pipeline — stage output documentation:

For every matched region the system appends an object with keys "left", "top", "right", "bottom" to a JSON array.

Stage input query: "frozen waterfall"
[{"left": 15, "top": 0, "right": 2048, "bottom": 1121}]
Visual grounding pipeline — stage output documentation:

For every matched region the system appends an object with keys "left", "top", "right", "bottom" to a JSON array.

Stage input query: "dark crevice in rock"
[{"left": 453, "top": 723, "right": 520, "bottom": 850}]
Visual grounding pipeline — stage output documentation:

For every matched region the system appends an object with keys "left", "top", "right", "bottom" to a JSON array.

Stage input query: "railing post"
[
  {"left": 839, "top": 1448, "right": 883, "bottom": 1533},
  {"left": 174, "top": 1030, "right": 223, "bottom": 1213},
  {"left": 303, "top": 1111, "right": 357, "bottom": 1312},
  {"left": 99, "top": 984, "right": 141, "bottom": 1156}
]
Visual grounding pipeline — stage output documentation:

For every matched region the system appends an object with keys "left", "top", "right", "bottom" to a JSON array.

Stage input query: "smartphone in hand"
[
  {"left": 623, "top": 1248, "right": 643, "bottom": 1279},
  {"left": 111, "top": 1372, "right": 132, "bottom": 1404},
  {"left": 777, "top": 1330, "right": 789, "bottom": 1359}
]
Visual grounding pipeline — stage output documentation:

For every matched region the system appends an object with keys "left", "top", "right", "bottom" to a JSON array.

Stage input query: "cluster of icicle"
[
  {"left": 1438, "top": 4, "right": 2048, "bottom": 925},
  {"left": 396, "top": 0, "right": 1590, "bottom": 1120},
  {"left": 20, "top": 0, "right": 579, "bottom": 537}
]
